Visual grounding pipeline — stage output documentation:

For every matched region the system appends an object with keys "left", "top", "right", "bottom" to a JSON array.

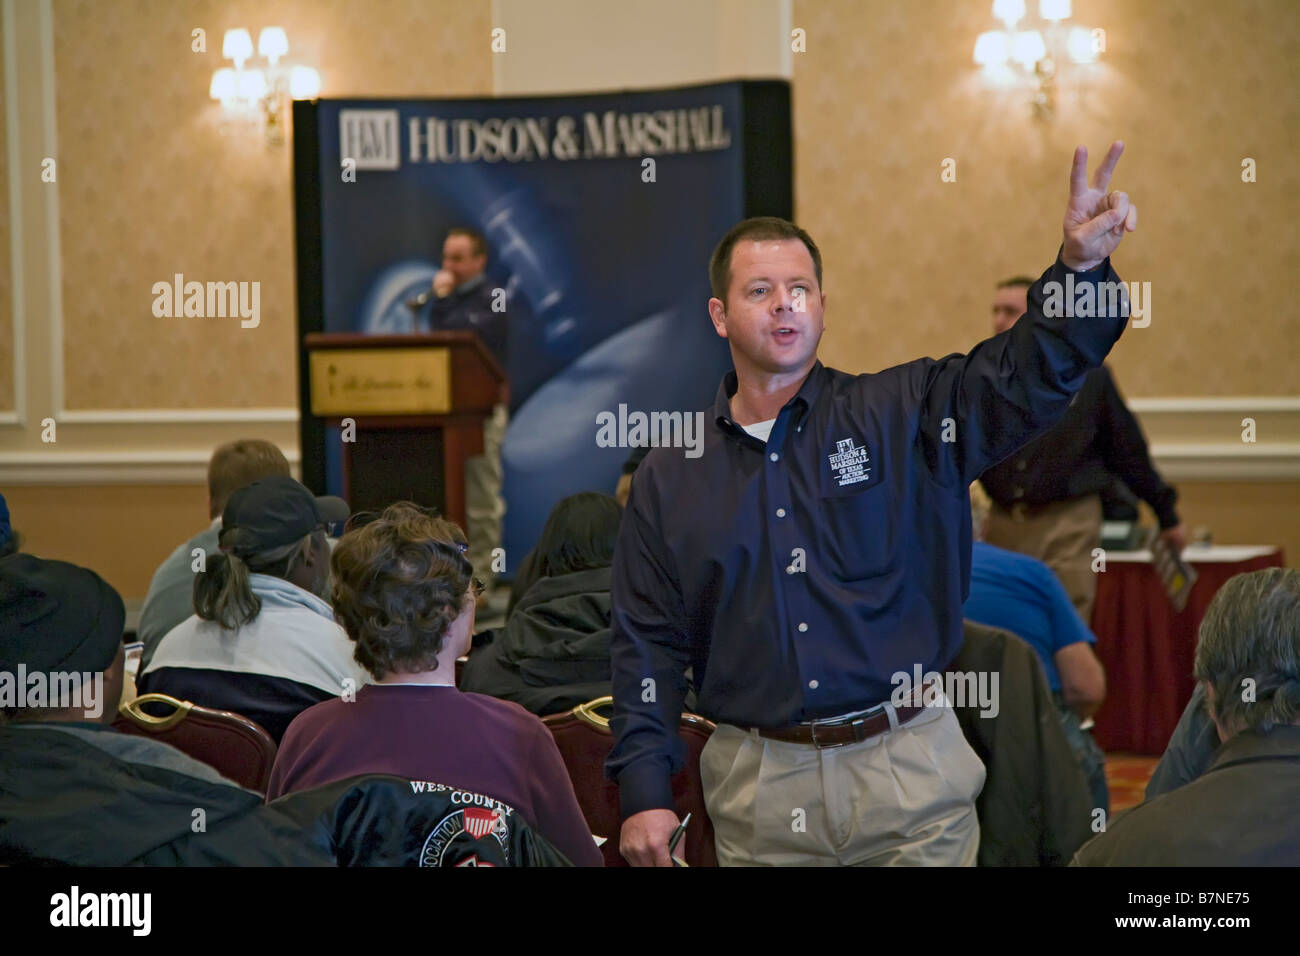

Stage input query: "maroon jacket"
[{"left": 268, "top": 683, "right": 603, "bottom": 866}]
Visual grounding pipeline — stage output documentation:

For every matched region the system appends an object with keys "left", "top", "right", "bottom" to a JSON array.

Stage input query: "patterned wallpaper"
[
  {"left": 0, "top": 11, "right": 12, "bottom": 412},
  {"left": 53, "top": 0, "right": 492, "bottom": 409},
  {"left": 45, "top": 0, "right": 1299, "bottom": 410},
  {"left": 792, "top": 0, "right": 1300, "bottom": 396}
]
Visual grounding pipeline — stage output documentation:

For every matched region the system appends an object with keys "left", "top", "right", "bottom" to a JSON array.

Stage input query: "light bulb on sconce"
[
  {"left": 972, "top": 0, "right": 1104, "bottom": 120},
  {"left": 211, "top": 26, "right": 320, "bottom": 145}
]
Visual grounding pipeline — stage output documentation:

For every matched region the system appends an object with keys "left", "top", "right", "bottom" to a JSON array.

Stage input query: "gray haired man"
[{"left": 1073, "top": 568, "right": 1300, "bottom": 865}]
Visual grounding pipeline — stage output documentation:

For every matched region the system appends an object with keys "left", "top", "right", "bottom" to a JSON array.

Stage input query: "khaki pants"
[
  {"left": 699, "top": 704, "right": 984, "bottom": 866},
  {"left": 983, "top": 493, "right": 1102, "bottom": 625},
  {"left": 465, "top": 403, "right": 507, "bottom": 589}
]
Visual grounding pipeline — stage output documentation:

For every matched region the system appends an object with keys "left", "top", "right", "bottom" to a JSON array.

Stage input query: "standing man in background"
[
  {"left": 420, "top": 226, "right": 509, "bottom": 599},
  {"left": 981, "top": 276, "right": 1184, "bottom": 625},
  {"left": 610, "top": 142, "right": 1140, "bottom": 866}
]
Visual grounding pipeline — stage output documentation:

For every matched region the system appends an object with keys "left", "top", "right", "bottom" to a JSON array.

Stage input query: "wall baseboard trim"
[
  {"left": 1129, "top": 398, "right": 1300, "bottom": 413},
  {"left": 55, "top": 407, "right": 300, "bottom": 424},
  {"left": 0, "top": 449, "right": 302, "bottom": 485}
]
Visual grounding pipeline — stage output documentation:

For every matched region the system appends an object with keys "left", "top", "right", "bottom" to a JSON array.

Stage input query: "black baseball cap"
[
  {"left": 218, "top": 475, "right": 349, "bottom": 557},
  {"left": 0, "top": 553, "right": 125, "bottom": 674}
]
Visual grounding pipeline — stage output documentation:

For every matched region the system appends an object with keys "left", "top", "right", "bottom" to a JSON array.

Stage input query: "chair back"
[
  {"left": 543, "top": 696, "right": 717, "bottom": 866},
  {"left": 113, "top": 692, "right": 278, "bottom": 794}
]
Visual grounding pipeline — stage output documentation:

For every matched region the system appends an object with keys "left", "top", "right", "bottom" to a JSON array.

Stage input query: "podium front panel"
[{"left": 309, "top": 347, "right": 452, "bottom": 416}]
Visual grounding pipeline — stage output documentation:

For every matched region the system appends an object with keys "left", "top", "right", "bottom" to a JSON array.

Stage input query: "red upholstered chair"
[
  {"left": 113, "top": 692, "right": 278, "bottom": 794},
  {"left": 543, "top": 696, "right": 717, "bottom": 867}
]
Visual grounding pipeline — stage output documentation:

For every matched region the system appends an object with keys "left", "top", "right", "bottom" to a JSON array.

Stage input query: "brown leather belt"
[{"left": 742, "top": 702, "right": 929, "bottom": 749}]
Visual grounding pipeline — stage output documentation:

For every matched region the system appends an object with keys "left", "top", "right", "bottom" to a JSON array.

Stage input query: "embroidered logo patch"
[
  {"left": 828, "top": 437, "right": 871, "bottom": 487},
  {"left": 419, "top": 802, "right": 511, "bottom": 867}
]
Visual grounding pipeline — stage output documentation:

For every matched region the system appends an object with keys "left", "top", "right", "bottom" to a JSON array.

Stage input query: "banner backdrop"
[{"left": 294, "top": 81, "right": 791, "bottom": 569}]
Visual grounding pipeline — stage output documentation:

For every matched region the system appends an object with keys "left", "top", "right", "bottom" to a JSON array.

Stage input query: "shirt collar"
[{"left": 713, "top": 360, "right": 826, "bottom": 437}]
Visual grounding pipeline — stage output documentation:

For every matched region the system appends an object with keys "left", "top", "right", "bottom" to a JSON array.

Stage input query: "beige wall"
[
  {"left": 1, "top": 0, "right": 1296, "bottom": 598},
  {"left": 54, "top": 0, "right": 492, "bottom": 412},
  {"left": 4, "top": 484, "right": 206, "bottom": 599},
  {"left": 792, "top": 0, "right": 1299, "bottom": 397}
]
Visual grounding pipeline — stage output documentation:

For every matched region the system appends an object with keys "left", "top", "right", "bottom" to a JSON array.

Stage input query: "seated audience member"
[
  {"left": 964, "top": 483, "right": 1110, "bottom": 813},
  {"left": 267, "top": 502, "right": 603, "bottom": 866},
  {"left": 1074, "top": 568, "right": 1300, "bottom": 865},
  {"left": 0, "top": 553, "right": 319, "bottom": 863},
  {"left": 951, "top": 619, "right": 1095, "bottom": 866},
  {"left": 138, "top": 439, "right": 290, "bottom": 672},
  {"left": 461, "top": 493, "right": 621, "bottom": 715},
  {"left": 1144, "top": 682, "right": 1219, "bottom": 799},
  {"left": 507, "top": 446, "right": 648, "bottom": 619},
  {"left": 138, "top": 475, "right": 368, "bottom": 742},
  {"left": 0, "top": 555, "right": 570, "bottom": 868}
]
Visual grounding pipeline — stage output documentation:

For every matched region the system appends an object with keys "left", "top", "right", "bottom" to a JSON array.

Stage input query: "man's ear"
[{"left": 708, "top": 297, "right": 728, "bottom": 339}]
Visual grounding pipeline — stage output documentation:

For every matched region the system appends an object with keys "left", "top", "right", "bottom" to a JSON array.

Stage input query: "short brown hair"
[
  {"left": 709, "top": 216, "right": 822, "bottom": 305},
  {"left": 997, "top": 275, "right": 1036, "bottom": 290},
  {"left": 207, "top": 440, "right": 291, "bottom": 518},
  {"left": 330, "top": 502, "right": 472, "bottom": 681},
  {"left": 446, "top": 226, "right": 487, "bottom": 258}
]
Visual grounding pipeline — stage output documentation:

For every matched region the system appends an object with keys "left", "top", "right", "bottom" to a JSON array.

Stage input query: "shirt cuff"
[
  {"left": 1056, "top": 245, "right": 1110, "bottom": 276},
  {"left": 617, "top": 758, "right": 676, "bottom": 819}
]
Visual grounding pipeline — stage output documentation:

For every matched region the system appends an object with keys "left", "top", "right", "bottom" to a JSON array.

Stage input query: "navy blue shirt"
[
  {"left": 963, "top": 541, "right": 1096, "bottom": 692},
  {"left": 420, "top": 274, "right": 508, "bottom": 370},
  {"left": 605, "top": 254, "right": 1130, "bottom": 817}
]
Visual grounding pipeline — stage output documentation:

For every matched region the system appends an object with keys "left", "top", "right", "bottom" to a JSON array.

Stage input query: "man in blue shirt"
[
  {"left": 964, "top": 483, "right": 1110, "bottom": 812},
  {"left": 608, "top": 142, "right": 1141, "bottom": 866}
]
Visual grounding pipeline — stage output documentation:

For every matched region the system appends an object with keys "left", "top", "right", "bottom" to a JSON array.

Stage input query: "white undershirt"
[{"left": 740, "top": 418, "right": 777, "bottom": 443}]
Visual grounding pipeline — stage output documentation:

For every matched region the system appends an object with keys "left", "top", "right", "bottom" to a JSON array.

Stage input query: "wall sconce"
[
  {"left": 209, "top": 27, "right": 321, "bottom": 145},
  {"left": 972, "top": 0, "right": 1104, "bottom": 120}
]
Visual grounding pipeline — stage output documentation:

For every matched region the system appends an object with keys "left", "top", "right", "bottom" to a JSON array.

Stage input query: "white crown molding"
[
  {"left": 1150, "top": 443, "right": 1300, "bottom": 481},
  {"left": 55, "top": 407, "right": 300, "bottom": 424},
  {"left": 1129, "top": 397, "right": 1300, "bottom": 413},
  {"left": 1, "top": 0, "right": 26, "bottom": 428},
  {"left": 0, "top": 449, "right": 302, "bottom": 485}
]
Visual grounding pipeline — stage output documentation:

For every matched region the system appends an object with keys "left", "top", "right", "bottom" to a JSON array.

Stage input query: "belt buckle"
[{"left": 807, "top": 713, "right": 869, "bottom": 749}]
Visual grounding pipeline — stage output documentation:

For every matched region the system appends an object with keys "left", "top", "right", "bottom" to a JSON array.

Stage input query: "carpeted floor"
[{"left": 1105, "top": 754, "right": 1158, "bottom": 812}]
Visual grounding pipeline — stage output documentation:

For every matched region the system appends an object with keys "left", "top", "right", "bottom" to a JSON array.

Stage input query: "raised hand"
[{"left": 1061, "top": 141, "right": 1137, "bottom": 272}]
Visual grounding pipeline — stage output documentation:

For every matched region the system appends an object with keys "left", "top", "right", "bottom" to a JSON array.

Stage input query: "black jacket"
[
  {"left": 0, "top": 724, "right": 571, "bottom": 866},
  {"left": 980, "top": 366, "right": 1180, "bottom": 528},
  {"left": 1073, "top": 725, "right": 1300, "bottom": 866},
  {"left": 950, "top": 620, "right": 1095, "bottom": 866},
  {"left": 462, "top": 567, "right": 614, "bottom": 716}
]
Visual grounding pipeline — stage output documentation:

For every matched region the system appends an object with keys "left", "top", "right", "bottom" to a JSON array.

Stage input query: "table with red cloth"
[{"left": 1090, "top": 545, "right": 1286, "bottom": 755}]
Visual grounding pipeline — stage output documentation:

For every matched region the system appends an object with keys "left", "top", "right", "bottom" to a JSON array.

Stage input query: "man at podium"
[{"left": 417, "top": 226, "right": 509, "bottom": 599}]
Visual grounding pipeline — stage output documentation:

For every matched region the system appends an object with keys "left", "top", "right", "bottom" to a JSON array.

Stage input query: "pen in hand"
[{"left": 668, "top": 812, "right": 691, "bottom": 866}]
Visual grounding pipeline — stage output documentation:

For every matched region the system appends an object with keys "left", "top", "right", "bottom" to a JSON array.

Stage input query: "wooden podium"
[{"left": 302, "top": 332, "right": 505, "bottom": 529}]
